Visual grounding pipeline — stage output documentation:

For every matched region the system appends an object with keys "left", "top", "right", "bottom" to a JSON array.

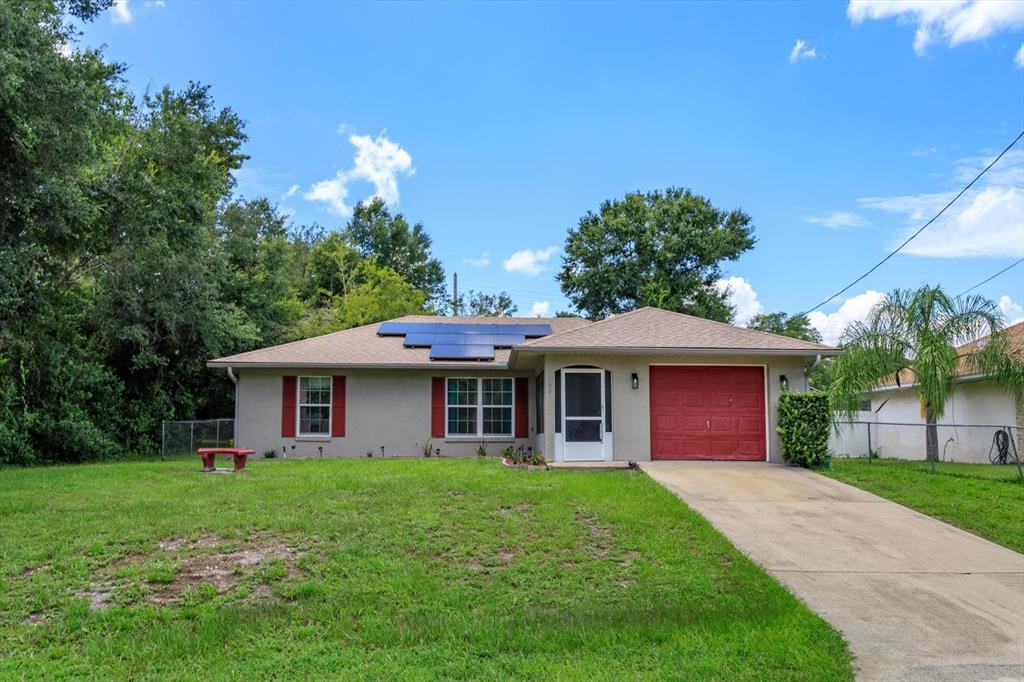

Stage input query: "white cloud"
[
  {"left": 715, "top": 276, "right": 763, "bottom": 326},
  {"left": 847, "top": 1, "right": 1024, "bottom": 56},
  {"left": 807, "top": 290, "right": 886, "bottom": 345},
  {"left": 503, "top": 246, "right": 558, "bottom": 277},
  {"left": 305, "top": 132, "right": 414, "bottom": 217},
  {"left": 997, "top": 295, "right": 1024, "bottom": 325},
  {"left": 281, "top": 184, "right": 299, "bottom": 200},
  {"left": 112, "top": 0, "right": 132, "bottom": 23},
  {"left": 804, "top": 211, "right": 870, "bottom": 229},
  {"left": 789, "top": 39, "right": 818, "bottom": 63},
  {"left": 530, "top": 301, "right": 551, "bottom": 317},
  {"left": 462, "top": 251, "right": 490, "bottom": 268},
  {"left": 1016, "top": 43, "right": 1024, "bottom": 67},
  {"left": 856, "top": 148, "right": 1024, "bottom": 258},
  {"left": 910, "top": 146, "right": 937, "bottom": 157}
]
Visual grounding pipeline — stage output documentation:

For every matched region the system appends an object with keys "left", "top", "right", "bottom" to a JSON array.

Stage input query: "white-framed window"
[
  {"left": 298, "top": 376, "right": 331, "bottom": 435},
  {"left": 446, "top": 377, "right": 513, "bottom": 437}
]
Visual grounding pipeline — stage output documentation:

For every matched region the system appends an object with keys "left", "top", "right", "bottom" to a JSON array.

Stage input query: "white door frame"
[{"left": 561, "top": 368, "right": 608, "bottom": 462}]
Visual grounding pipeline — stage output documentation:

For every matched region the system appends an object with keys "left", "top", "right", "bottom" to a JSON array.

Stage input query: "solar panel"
[
  {"left": 429, "top": 344, "right": 495, "bottom": 360},
  {"left": 378, "top": 322, "right": 551, "bottom": 338},
  {"left": 404, "top": 333, "right": 526, "bottom": 347}
]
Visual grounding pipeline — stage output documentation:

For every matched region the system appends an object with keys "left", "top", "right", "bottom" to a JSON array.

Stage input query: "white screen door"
[{"left": 562, "top": 369, "right": 604, "bottom": 461}]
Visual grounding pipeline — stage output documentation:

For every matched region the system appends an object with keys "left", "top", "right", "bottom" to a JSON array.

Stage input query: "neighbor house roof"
[
  {"left": 207, "top": 315, "right": 591, "bottom": 369},
  {"left": 512, "top": 307, "right": 840, "bottom": 356},
  {"left": 875, "top": 320, "right": 1024, "bottom": 390}
]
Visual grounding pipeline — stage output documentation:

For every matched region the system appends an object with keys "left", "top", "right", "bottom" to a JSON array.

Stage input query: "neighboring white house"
[
  {"left": 832, "top": 322, "right": 1023, "bottom": 462},
  {"left": 208, "top": 307, "right": 840, "bottom": 464}
]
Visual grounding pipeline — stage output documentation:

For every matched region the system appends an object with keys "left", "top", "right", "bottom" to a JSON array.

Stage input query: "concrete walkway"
[{"left": 641, "top": 461, "right": 1024, "bottom": 682}]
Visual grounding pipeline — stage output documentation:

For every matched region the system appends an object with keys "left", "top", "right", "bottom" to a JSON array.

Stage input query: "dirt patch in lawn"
[{"left": 78, "top": 533, "right": 305, "bottom": 610}]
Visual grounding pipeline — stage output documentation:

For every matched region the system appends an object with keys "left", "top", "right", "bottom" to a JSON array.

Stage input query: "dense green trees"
[
  {"left": 747, "top": 312, "right": 822, "bottom": 343},
  {"left": 0, "top": 2, "right": 444, "bottom": 464},
  {"left": 558, "top": 187, "right": 756, "bottom": 321}
]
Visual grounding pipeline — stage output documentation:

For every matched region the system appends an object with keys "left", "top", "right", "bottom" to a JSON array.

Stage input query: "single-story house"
[
  {"left": 208, "top": 307, "right": 840, "bottom": 463},
  {"left": 854, "top": 320, "right": 1024, "bottom": 462}
]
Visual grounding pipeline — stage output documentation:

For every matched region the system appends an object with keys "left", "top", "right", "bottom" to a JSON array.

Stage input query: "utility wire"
[
  {"left": 955, "top": 258, "right": 1024, "bottom": 298},
  {"left": 798, "top": 129, "right": 1024, "bottom": 316}
]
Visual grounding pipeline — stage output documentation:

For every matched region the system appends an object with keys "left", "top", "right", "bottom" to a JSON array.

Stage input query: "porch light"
[
  {"left": 631, "top": 373, "right": 639, "bottom": 390},
  {"left": 780, "top": 375, "right": 789, "bottom": 392}
]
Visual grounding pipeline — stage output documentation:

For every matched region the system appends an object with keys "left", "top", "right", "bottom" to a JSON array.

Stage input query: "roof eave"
[
  {"left": 511, "top": 345, "right": 842, "bottom": 356},
  {"left": 207, "top": 361, "right": 512, "bottom": 370}
]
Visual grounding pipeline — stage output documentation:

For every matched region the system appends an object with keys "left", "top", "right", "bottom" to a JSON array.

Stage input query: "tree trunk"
[{"left": 925, "top": 406, "right": 939, "bottom": 463}]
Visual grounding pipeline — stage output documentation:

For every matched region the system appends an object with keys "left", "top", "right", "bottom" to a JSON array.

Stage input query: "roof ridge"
[
  {"left": 525, "top": 306, "right": 835, "bottom": 350},
  {"left": 640, "top": 306, "right": 836, "bottom": 350}
]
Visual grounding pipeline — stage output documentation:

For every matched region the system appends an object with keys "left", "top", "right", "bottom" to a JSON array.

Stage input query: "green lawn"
[
  {"left": 825, "top": 459, "right": 1024, "bottom": 553},
  {"left": 0, "top": 458, "right": 851, "bottom": 680}
]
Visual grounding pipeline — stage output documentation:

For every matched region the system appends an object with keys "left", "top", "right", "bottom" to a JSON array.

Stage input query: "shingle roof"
[
  {"left": 207, "top": 315, "right": 592, "bottom": 368},
  {"left": 514, "top": 307, "right": 840, "bottom": 355}
]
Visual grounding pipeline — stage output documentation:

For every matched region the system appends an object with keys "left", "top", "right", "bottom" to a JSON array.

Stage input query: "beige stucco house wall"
[
  {"left": 234, "top": 353, "right": 808, "bottom": 463},
  {"left": 534, "top": 353, "right": 807, "bottom": 464},
  {"left": 236, "top": 367, "right": 536, "bottom": 459}
]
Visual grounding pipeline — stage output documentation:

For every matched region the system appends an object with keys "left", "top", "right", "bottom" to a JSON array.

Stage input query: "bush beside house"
[{"left": 777, "top": 393, "right": 831, "bottom": 467}]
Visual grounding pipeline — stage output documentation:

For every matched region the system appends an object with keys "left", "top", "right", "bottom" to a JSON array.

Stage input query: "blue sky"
[{"left": 79, "top": 1, "right": 1023, "bottom": 341}]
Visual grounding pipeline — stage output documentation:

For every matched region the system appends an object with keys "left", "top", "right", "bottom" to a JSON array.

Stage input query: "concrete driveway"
[{"left": 641, "top": 461, "right": 1024, "bottom": 682}]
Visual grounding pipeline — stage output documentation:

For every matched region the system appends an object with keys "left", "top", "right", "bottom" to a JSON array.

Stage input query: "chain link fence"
[
  {"left": 831, "top": 420, "right": 1022, "bottom": 476},
  {"left": 161, "top": 419, "right": 234, "bottom": 456}
]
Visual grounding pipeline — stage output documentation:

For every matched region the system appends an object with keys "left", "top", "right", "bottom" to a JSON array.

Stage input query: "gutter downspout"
[
  {"left": 805, "top": 354, "right": 822, "bottom": 391},
  {"left": 227, "top": 367, "right": 239, "bottom": 444}
]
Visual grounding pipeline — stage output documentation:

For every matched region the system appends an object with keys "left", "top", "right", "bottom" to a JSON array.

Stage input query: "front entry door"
[{"left": 562, "top": 369, "right": 605, "bottom": 461}]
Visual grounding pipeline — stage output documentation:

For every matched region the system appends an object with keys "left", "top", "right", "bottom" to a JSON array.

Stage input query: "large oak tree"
[{"left": 557, "top": 187, "right": 755, "bottom": 321}]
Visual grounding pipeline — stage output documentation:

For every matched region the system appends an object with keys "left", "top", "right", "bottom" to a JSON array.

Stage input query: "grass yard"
[
  {"left": 825, "top": 459, "right": 1024, "bottom": 553},
  {"left": 0, "top": 458, "right": 851, "bottom": 680}
]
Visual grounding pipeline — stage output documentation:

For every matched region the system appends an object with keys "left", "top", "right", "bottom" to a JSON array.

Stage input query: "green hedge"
[{"left": 777, "top": 392, "right": 831, "bottom": 467}]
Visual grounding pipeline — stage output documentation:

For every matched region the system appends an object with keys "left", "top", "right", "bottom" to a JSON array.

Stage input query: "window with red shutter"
[
  {"left": 281, "top": 376, "right": 296, "bottom": 437},
  {"left": 431, "top": 377, "right": 445, "bottom": 438},
  {"left": 331, "top": 376, "right": 346, "bottom": 437},
  {"left": 515, "top": 377, "right": 529, "bottom": 438}
]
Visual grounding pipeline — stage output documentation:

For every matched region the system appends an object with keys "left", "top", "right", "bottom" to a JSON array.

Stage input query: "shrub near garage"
[{"left": 777, "top": 392, "right": 831, "bottom": 467}]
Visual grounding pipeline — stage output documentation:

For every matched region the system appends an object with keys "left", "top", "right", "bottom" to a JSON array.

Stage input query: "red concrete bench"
[{"left": 197, "top": 447, "right": 255, "bottom": 472}]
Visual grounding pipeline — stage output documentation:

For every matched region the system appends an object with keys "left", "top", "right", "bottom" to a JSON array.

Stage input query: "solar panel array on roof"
[
  {"left": 378, "top": 321, "right": 552, "bottom": 361},
  {"left": 429, "top": 344, "right": 495, "bottom": 360},
  {"left": 379, "top": 322, "right": 551, "bottom": 337}
]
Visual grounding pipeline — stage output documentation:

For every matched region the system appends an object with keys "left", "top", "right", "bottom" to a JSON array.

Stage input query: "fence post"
[
  {"left": 161, "top": 420, "right": 166, "bottom": 459},
  {"left": 867, "top": 422, "right": 872, "bottom": 463},
  {"left": 190, "top": 422, "right": 194, "bottom": 454},
  {"left": 216, "top": 419, "right": 221, "bottom": 448}
]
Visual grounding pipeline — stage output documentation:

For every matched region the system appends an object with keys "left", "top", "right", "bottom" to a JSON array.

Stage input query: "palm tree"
[{"left": 829, "top": 285, "right": 1024, "bottom": 462}]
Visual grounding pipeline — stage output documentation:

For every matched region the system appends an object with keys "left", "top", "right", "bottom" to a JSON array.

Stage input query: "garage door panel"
[{"left": 650, "top": 366, "right": 766, "bottom": 461}]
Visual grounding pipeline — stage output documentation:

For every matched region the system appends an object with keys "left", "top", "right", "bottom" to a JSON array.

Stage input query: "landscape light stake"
[{"left": 380, "top": 446, "right": 385, "bottom": 459}]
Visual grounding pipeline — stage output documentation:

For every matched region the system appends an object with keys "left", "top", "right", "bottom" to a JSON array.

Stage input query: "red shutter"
[
  {"left": 331, "top": 376, "right": 346, "bottom": 437},
  {"left": 515, "top": 377, "right": 529, "bottom": 438},
  {"left": 281, "top": 376, "right": 296, "bottom": 437},
  {"left": 431, "top": 377, "right": 445, "bottom": 438}
]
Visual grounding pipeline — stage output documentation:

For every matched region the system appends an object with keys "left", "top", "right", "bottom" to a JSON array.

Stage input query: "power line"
[
  {"left": 798, "top": 129, "right": 1024, "bottom": 316},
  {"left": 955, "top": 258, "right": 1024, "bottom": 298}
]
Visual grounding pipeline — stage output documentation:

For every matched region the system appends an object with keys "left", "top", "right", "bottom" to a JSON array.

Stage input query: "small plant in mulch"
[
  {"left": 475, "top": 443, "right": 487, "bottom": 458},
  {"left": 502, "top": 445, "right": 548, "bottom": 471},
  {"left": 261, "top": 449, "right": 278, "bottom": 459},
  {"left": 422, "top": 440, "right": 433, "bottom": 458}
]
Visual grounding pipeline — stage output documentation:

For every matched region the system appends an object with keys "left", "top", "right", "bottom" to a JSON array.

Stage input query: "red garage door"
[{"left": 650, "top": 366, "right": 766, "bottom": 461}]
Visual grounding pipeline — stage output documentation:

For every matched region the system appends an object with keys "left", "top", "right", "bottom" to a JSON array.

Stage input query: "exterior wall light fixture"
[{"left": 631, "top": 373, "right": 639, "bottom": 390}]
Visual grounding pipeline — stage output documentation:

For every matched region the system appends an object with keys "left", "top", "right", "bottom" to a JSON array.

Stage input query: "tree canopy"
[
  {"left": 747, "top": 312, "right": 822, "bottom": 344},
  {"left": 558, "top": 187, "right": 755, "bottom": 321},
  {"left": 0, "top": 3, "right": 446, "bottom": 465}
]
